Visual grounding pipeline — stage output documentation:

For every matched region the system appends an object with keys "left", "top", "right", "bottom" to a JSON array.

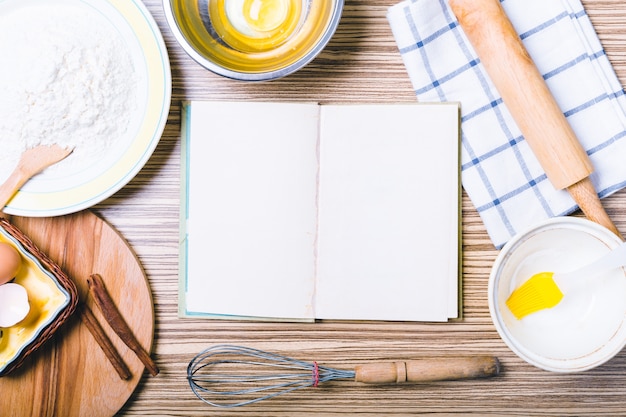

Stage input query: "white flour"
[{"left": 0, "top": 3, "right": 138, "bottom": 182}]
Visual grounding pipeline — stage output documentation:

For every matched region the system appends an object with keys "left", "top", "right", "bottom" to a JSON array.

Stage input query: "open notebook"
[{"left": 179, "top": 101, "right": 461, "bottom": 322}]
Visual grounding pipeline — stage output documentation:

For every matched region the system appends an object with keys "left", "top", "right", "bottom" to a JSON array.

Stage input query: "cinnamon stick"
[
  {"left": 80, "top": 303, "right": 132, "bottom": 380},
  {"left": 87, "top": 273, "right": 159, "bottom": 376}
]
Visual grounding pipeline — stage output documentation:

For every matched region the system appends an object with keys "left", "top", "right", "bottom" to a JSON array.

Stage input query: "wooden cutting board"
[{"left": 0, "top": 210, "right": 155, "bottom": 417}]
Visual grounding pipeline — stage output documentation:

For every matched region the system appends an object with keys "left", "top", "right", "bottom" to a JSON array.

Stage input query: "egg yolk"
[
  {"left": 243, "top": 0, "right": 289, "bottom": 32},
  {"left": 209, "top": 0, "right": 303, "bottom": 53}
]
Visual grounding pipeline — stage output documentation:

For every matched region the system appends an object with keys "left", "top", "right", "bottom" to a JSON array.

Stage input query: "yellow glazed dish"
[
  {"left": 163, "top": 0, "right": 344, "bottom": 80},
  {"left": 0, "top": 220, "right": 77, "bottom": 376}
]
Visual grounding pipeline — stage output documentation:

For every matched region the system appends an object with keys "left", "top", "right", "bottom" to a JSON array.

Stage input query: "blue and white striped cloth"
[{"left": 387, "top": 0, "right": 626, "bottom": 248}]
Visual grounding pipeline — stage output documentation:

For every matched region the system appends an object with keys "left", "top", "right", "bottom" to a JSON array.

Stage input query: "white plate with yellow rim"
[{"left": 0, "top": 0, "right": 171, "bottom": 216}]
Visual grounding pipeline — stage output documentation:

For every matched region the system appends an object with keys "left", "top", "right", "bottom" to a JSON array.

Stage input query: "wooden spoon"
[
  {"left": 448, "top": 0, "right": 623, "bottom": 239},
  {"left": 0, "top": 144, "right": 73, "bottom": 210}
]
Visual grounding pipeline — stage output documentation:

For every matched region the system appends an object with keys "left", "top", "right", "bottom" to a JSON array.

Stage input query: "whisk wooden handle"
[
  {"left": 354, "top": 356, "right": 500, "bottom": 384},
  {"left": 448, "top": 0, "right": 622, "bottom": 239}
]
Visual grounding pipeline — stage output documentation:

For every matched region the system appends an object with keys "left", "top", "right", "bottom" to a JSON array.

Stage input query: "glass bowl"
[{"left": 163, "top": 0, "right": 344, "bottom": 81}]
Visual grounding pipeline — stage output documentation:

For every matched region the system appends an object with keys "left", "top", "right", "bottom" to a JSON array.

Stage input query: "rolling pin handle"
[{"left": 568, "top": 178, "right": 624, "bottom": 239}]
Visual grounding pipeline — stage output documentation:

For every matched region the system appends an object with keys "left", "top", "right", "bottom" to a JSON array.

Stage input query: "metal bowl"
[{"left": 163, "top": 0, "right": 344, "bottom": 81}]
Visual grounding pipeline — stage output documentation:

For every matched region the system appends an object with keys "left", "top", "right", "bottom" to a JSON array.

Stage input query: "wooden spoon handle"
[
  {"left": 354, "top": 356, "right": 500, "bottom": 384},
  {"left": 0, "top": 145, "right": 73, "bottom": 211},
  {"left": 0, "top": 166, "right": 29, "bottom": 210},
  {"left": 448, "top": 0, "right": 622, "bottom": 238}
]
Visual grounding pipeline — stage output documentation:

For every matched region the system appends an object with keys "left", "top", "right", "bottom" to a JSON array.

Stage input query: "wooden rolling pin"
[{"left": 448, "top": 0, "right": 623, "bottom": 239}]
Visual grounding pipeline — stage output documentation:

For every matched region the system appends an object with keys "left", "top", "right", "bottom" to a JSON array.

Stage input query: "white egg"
[{"left": 0, "top": 283, "right": 30, "bottom": 328}]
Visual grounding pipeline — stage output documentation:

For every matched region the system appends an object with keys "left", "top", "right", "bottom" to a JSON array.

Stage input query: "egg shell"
[
  {"left": 0, "top": 242, "right": 21, "bottom": 285},
  {"left": 0, "top": 283, "right": 30, "bottom": 328}
]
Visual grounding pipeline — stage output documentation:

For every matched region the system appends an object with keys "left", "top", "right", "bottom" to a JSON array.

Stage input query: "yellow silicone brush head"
[{"left": 505, "top": 272, "right": 564, "bottom": 320}]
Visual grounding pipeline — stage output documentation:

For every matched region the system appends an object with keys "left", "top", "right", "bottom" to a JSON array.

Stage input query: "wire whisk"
[{"left": 187, "top": 344, "right": 500, "bottom": 408}]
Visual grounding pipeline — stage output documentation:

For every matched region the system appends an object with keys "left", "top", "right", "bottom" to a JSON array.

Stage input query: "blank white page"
[
  {"left": 183, "top": 101, "right": 320, "bottom": 319},
  {"left": 314, "top": 103, "right": 459, "bottom": 321}
]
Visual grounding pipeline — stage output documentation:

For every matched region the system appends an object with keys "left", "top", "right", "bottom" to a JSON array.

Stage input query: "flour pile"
[{"left": 0, "top": 3, "right": 138, "bottom": 182}]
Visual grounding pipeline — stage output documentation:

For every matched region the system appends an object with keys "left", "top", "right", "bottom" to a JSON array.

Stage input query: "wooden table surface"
[{"left": 92, "top": 0, "right": 626, "bottom": 415}]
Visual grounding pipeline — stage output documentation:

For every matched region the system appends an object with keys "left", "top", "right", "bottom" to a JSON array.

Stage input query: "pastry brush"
[{"left": 506, "top": 241, "right": 626, "bottom": 319}]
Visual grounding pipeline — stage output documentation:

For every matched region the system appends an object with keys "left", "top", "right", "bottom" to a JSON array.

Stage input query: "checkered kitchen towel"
[{"left": 387, "top": 0, "right": 626, "bottom": 248}]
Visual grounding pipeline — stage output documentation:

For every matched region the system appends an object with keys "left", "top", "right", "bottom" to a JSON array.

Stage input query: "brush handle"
[
  {"left": 448, "top": 0, "right": 622, "bottom": 239},
  {"left": 354, "top": 356, "right": 500, "bottom": 384},
  {"left": 558, "top": 240, "right": 626, "bottom": 287}
]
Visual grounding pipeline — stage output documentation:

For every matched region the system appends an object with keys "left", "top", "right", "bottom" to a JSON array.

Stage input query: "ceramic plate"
[
  {"left": 489, "top": 217, "right": 626, "bottom": 372},
  {"left": 0, "top": 0, "right": 171, "bottom": 216}
]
